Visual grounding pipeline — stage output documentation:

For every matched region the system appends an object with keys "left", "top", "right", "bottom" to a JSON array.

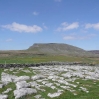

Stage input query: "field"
[{"left": 0, "top": 54, "right": 99, "bottom": 65}]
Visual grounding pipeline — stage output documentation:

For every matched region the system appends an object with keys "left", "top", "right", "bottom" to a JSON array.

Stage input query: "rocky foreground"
[{"left": 0, "top": 64, "right": 99, "bottom": 99}]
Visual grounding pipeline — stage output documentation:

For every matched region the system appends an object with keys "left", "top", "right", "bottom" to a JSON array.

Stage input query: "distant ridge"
[
  {"left": 28, "top": 43, "right": 91, "bottom": 56},
  {"left": 88, "top": 50, "right": 99, "bottom": 55}
]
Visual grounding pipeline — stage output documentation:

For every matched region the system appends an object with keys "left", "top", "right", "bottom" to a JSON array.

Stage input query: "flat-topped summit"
[{"left": 28, "top": 43, "right": 90, "bottom": 56}]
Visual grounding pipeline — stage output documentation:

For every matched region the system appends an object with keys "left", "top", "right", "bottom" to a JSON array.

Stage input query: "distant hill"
[
  {"left": 88, "top": 50, "right": 99, "bottom": 54},
  {"left": 0, "top": 43, "right": 98, "bottom": 57},
  {"left": 28, "top": 43, "right": 93, "bottom": 56}
]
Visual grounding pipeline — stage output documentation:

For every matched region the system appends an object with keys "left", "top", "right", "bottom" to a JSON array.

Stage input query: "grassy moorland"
[{"left": 0, "top": 54, "right": 99, "bottom": 65}]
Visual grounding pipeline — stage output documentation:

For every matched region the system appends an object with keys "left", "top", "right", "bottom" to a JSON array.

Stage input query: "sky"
[{"left": 0, "top": 0, "right": 99, "bottom": 50}]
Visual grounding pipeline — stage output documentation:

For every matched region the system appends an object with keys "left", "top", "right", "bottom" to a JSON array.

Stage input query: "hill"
[
  {"left": 28, "top": 43, "right": 92, "bottom": 56},
  {"left": 88, "top": 50, "right": 99, "bottom": 55}
]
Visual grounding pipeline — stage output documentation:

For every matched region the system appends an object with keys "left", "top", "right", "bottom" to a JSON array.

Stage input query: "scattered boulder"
[
  {"left": 48, "top": 92, "right": 61, "bottom": 98},
  {"left": 45, "top": 83, "right": 53, "bottom": 87},
  {"left": 0, "top": 84, "right": 4, "bottom": 88},
  {"left": 0, "top": 94, "right": 8, "bottom": 99},
  {"left": 14, "top": 88, "right": 37, "bottom": 99},
  {"left": 14, "top": 76, "right": 30, "bottom": 82},
  {"left": 22, "top": 69, "right": 31, "bottom": 73},
  {"left": 16, "top": 81, "right": 30, "bottom": 89},
  {"left": 29, "top": 81, "right": 38, "bottom": 87},
  {"left": 31, "top": 75, "right": 45, "bottom": 80},
  {"left": 1, "top": 72, "right": 17, "bottom": 84},
  {"left": 34, "top": 94, "right": 42, "bottom": 99}
]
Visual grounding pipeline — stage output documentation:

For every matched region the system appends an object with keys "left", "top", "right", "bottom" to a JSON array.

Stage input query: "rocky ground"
[{"left": 0, "top": 65, "right": 99, "bottom": 99}]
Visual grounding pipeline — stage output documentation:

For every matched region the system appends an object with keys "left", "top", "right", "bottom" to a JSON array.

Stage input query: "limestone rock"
[
  {"left": 0, "top": 94, "right": 8, "bottom": 99},
  {"left": 31, "top": 75, "right": 45, "bottom": 80},
  {"left": 0, "top": 84, "right": 4, "bottom": 88},
  {"left": 1, "top": 72, "right": 17, "bottom": 84},
  {"left": 14, "top": 88, "right": 37, "bottom": 99},
  {"left": 48, "top": 92, "right": 61, "bottom": 98},
  {"left": 16, "top": 81, "right": 30, "bottom": 89},
  {"left": 29, "top": 81, "right": 38, "bottom": 87},
  {"left": 14, "top": 76, "right": 30, "bottom": 82},
  {"left": 34, "top": 94, "right": 42, "bottom": 99}
]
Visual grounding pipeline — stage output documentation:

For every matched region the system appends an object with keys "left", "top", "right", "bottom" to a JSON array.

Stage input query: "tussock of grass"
[{"left": 0, "top": 68, "right": 4, "bottom": 79}]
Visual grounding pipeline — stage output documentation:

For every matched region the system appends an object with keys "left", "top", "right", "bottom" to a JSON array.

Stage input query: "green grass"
[
  {"left": 15, "top": 68, "right": 35, "bottom": 77},
  {"left": 54, "top": 79, "right": 99, "bottom": 99},
  {"left": 0, "top": 55, "right": 99, "bottom": 64},
  {"left": 0, "top": 82, "right": 16, "bottom": 99},
  {"left": 0, "top": 68, "right": 4, "bottom": 79}
]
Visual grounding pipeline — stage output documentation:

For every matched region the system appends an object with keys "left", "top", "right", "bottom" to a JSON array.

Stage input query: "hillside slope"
[{"left": 28, "top": 43, "right": 92, "bottom": 56}]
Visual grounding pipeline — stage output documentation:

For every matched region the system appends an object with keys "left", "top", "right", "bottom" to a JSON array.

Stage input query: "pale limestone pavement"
[{"left": 0, "top": 65, "right": 99, "bottom": 99}]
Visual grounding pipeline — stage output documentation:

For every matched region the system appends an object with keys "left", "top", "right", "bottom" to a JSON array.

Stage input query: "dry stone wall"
[{"left": 0, "top": 62, "right": 96, "bottom": 68}]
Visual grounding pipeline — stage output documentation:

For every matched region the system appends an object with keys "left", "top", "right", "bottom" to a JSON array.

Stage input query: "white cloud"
[
  {"left": 2, "top": 22, "right": 43, "bottom": 33},
  {"left": 55, "top": 0, "right": 62, "bottom": 2},
  {"left": 42, "top": 23, "right": 48, "bottom": 29},
  {"left": 85, "top": 23, "right": 99, "bottom": 30},
  {"left": 6, "top": 39, "right": 13, "bottom": 42},
  {"left": 33, "top": 11, "right": 39, "bottom": 15},
  {"left": 63, "top": 36, "right": 76, "bottom": 40},
  {"left": 63, "top": 33, "right": 96, "bottom": 40},
  {"left": 56, "top": 22, "right": 79, "bottom": 32},
  {"left": 61, "top": 22, "right": 68, "bottom": 26}
]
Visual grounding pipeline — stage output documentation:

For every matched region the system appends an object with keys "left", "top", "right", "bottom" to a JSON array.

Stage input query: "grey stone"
[
  {"left": 29, "top": 81, "right": 38, "bottom": 87},
  {"left": 34, "top": 94, "right": 41, "bottom": 99},
  {"left": 48, "top": 92, "right": 61, "bottom": 98},
  {"left": 31, "top": 75, "right": 45, "bottom": 80},
  {"left": 16, "top": 81, "right": 30, "bottom": 89},
  {"left": 0, "top": 94, "right": 8, "bottom": 99},
  {"left": 22, "top": 69, "right": 31, "bottom": 73},
  {"left": 45, "top": 83, "right": 53, "bottom": 87},
  {"left": 14, "top": 88, "right": 37, "bottom": 99},
  {"left": 1, "top": 72, "right": 17, "bottom": 84},
  {"left": 14, "top": 76, "right": 30, "bottom": 82},
  {"left": 0, "top": 84, "right": 4, "bottom": 88}
]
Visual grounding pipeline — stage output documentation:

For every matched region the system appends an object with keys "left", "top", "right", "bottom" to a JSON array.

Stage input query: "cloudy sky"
[{"left": 0, "top": 0, "right": 99, "bottom": 50}]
